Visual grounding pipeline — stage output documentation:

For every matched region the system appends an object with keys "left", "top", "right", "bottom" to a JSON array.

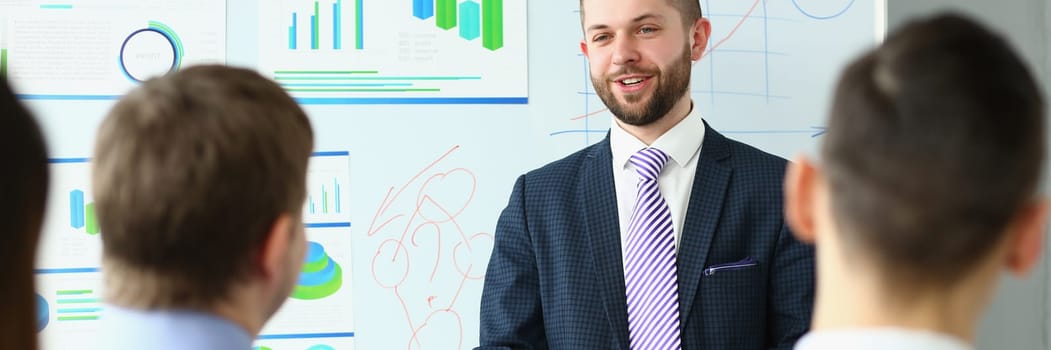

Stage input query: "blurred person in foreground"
[{"left": 785, "top": 13, "right": 1048, "bottom": 350}]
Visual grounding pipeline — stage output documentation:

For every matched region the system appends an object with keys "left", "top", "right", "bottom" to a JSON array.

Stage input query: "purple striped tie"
[{"left": 625, "top": 147, "right": 680, "bottom": 350}]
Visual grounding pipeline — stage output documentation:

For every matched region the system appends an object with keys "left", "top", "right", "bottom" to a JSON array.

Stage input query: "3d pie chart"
[{"left": 292, "top": 241, "right": 343, "bottom": 300}]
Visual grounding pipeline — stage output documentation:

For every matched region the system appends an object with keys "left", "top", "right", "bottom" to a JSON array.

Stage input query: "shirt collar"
[{"left": 610, "top": 103, "right": 705, "bottom": 171}]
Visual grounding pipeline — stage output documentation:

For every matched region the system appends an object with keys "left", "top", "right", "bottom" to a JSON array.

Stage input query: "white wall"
[{"left": 886, "top": 1, "right": 1050, "bottom": 349}]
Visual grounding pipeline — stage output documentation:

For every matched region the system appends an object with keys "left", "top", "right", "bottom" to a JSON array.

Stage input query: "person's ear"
[
  {"left": 581, "top": 40, "right": 590, "bottom": 58},
  {"left": 689, "top": 17, "right": 712, "bottom": 61},
  {"left": 1005, "top": 199, "right": 1049, "bottom": 276},
  {"left": 257, "top": 213, "right": 295, "bottom": 281},
  {"left": 784, "top": 156, "right": 821, "bottom": 244}
]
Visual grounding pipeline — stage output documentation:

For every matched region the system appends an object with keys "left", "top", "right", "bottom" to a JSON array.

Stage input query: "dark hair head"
[
  {"left": 0, "top": 78, "right": 49, "bottom": 350},
  {"left": 822, "top": 13, "right": 1045, "bottom": 289},
  {"left": 580, "top": 0, "right": 702, "bottom": 27}
]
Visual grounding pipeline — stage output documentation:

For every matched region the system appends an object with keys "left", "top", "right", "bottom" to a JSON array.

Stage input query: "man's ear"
[
  {"left": 257, "top": 213, "right": 295, "bottom": 280},
  {"left": 1005, "top": 199, "right": 1049, "bottom": 276},
  {"left": 784, "top": 156, "right": 820, "bottom": 244},
  {"left": 690, "top": 17, "right": 712, "bottom": 61},
  {"left": 580, "top": 40, "right": 590, "bottom": 58}
]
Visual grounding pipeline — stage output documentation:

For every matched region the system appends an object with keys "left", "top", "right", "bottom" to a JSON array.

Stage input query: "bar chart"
[
  {"left": 52, "top": 289, "right": 103, "bottom": 322},
  {"left": 287, "top": 0, "right": 363, "bottom": 51},
  {"left": 68, "top": 190, "right": 99, "bottom": 235},
  {"left": 36, "top": 272, "right": 105, "bottom": 349},
  {"left": 257, "top": 0, "right": 526, "bottom": 103},
  {"left": 412, "top": 0, "right": 502, "bottom": 50},
  {"left": 308, "top": 178, "right": 343, "bottom": 215},
  {"left": 304, "top": 152, "right": 351, "bottom": 223},
  {"left": 39, "top": 159, "right": 103, "bottom": 271}
]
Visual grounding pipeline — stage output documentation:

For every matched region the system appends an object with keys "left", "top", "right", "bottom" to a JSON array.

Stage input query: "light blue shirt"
[
  {"left": 101, "top": 304, "right": 253, "bottom": 350},
  {"left": 795, "top": 328, "right": 972, "bottom": 350}
]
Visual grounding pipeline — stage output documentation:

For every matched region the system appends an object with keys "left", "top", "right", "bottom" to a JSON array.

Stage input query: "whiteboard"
[{"left": 11, "top": 0, "right": 885, "bottom": 349}]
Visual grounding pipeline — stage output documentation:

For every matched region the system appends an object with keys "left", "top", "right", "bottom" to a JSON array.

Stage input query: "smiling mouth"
[{"left": 620, "top": 77, "right": 645, "bottom": 86}]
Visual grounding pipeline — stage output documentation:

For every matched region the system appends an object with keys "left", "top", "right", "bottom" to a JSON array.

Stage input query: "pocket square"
[{"left": 703, "top": 256, "right": 759, "bottom": 276}]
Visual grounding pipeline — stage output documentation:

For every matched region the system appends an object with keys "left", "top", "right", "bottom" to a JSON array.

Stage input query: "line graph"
[{"left": 365, "top": 145, "right": 492, "bottom": 350}]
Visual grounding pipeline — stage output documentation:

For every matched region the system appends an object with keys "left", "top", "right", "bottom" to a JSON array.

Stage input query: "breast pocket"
[{"left": 698, "top": 257, "right": 766, "bottom": 330}]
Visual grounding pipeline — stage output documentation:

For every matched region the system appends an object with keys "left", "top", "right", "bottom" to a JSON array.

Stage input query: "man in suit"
[
  {"left": 478, "top": 0, "right": 814, "bottom": 348},
  {"left": 786, "top": 14, "right": 1047, "bottom": 350}
]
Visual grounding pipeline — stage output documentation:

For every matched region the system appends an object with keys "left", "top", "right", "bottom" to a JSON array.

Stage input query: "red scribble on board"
[
  {"left": 568, "top": 0, "right": 765, "bottom": 121},
  {"left": 368, "top": 145, "right": 493, "bottom": 350}
]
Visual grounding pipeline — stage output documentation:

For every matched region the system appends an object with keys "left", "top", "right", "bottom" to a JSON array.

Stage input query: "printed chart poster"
[
  {"left": 257, "top": 0, "right": 527, "bottom": 104},
  {"left": 0, "top": 0, "right": 225, "bottom": 99},
  {"left": 36, "top": 271, "right": 105, "bottom": 350},
  {"left": 258, "top": 152, "right": 355, "bottom": 349},
  {"left": 38, "top": 159, "right": 102, "bottom": 271}
]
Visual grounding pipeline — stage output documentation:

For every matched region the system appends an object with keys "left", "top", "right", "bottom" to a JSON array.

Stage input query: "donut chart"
[{"left": 119, "top": 21, "right": 184, "bottom": 82}]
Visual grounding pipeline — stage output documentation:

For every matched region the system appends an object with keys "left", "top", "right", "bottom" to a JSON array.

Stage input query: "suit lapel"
[
  {"left": 581, "top": 136, "right": 631, "bottom": 350},
  {"left": 678, "top": 123, "right": 732, "bottom": 324}
]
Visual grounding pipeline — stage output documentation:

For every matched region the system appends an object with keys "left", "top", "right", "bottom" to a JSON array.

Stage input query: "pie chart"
[{"left": 292, "top": 241, "right": 343, "bottom": 300}]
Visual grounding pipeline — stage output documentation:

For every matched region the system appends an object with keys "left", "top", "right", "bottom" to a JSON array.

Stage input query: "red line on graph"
[
  {"left": 703, "top": 0, "right": 763, "bottom": 57},
  {"left": 570, "top": 107, "right": 610, "bottom": 121},
  {"left": 367, "top": 145, "right": 461, "bottom": 236},
  {"left": 366, "top": 145, "right": 485, "bottom": 350}
]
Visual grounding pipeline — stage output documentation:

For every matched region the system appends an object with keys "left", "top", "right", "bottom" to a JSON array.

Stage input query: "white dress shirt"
[
  {"left": 794, "top": 328, "right": 972, "bottom": 350},
  {"left": 609, "top": 106, "right": 705, "bottom": 259}
]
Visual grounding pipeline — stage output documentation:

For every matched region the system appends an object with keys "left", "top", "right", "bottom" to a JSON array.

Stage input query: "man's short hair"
[
  {"left": 94, "top": 65, "right": 314, "bottom": 308},
  {"left": 822, "top": 13, "right": 1045, "bottom": 289},
  {"left": 580, "top": 0, "right": 702, "bottom": 27}
]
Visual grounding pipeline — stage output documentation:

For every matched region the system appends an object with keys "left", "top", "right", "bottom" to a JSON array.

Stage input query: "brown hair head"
[{"left": 94, "top": 65, "right": 314, "bottom": 309}]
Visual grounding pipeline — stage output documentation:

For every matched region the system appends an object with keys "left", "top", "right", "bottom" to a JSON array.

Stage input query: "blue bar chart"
[
  {"left": 286, "top": 0, "right": 361, "bottom": 51},
  {"left": 303, "top": 152, "right": 351, "bottom": 223},
  {"left": 258, "top": 0, "right": 527, "bottom": 104}
]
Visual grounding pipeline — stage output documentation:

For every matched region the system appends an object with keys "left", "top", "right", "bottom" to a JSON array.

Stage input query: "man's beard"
[{"left": 591, "top": 45, "right": 692, "bottom": 126}]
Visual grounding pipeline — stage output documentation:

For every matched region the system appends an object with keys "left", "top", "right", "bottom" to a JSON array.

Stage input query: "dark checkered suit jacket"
[{"left": 478, "top": 123, "right": 815, "bottom": 350}]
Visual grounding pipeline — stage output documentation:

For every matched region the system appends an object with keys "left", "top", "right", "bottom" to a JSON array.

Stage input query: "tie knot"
[{"left": 629, "top": 148, "right": 669, "bottom": 182}]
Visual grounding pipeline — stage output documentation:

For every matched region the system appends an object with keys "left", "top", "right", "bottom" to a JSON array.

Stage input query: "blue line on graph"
[
  {"left": 35, "top": 268, "right": 100, "bottom": 274},
  {"left": 706, "top": 13, "right": 799, "bottom": 22},
  {"left": 282, "top": 83, "right": 414, "bottom": 87},
  {"left": 55, "top": 298, "right": 100, "bottom": 303},
  {"left": 763, "top": 0, "right": 770, "bottom": 101},
  {"left": 721, "top": 126, "right": 827, "bottom": 138},
  {"left": 550, "top": 129, "right": 608, "bottom": 136},
  {"left": 583, "top": 55, "right": 591, "bottom": 145},
  {"left": 791, "top": 0, "right": 855, "bottom": 20},
  {"left": 49, "top": 158, "right": 91, "bottom": 163},
  {"left": 304, "top": 222, "right": 352, "bottom": 228},
  {"left": 312, "top": 151, "right": 350, "bottom": 157},
  {"left": 18, "top": 95, "right": 121, "bottom": 100},
  {"left": 257, "top": 332, "right": 355, "bottom": 340},
  {"left": 711, "top": 49, "right": 788, "bottom": 56},
  {"left": 56, "top": 308, "right": 102, "bottom": 314},
  {"left": 295, "top": 97, "right": 527, "bottom": 104},
  {"left": 690, "top": 90, "right": 790, "bottom": 99}
]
